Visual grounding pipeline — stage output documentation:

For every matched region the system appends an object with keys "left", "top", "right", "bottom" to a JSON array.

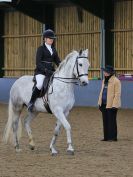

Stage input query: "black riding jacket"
[{"left": 35, "top": 43, "right": 61, "bottom": 76}]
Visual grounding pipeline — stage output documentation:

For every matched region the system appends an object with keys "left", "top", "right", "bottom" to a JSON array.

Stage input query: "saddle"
[{"left": 32, "top": 76, "right": 52, "bottom": 114}]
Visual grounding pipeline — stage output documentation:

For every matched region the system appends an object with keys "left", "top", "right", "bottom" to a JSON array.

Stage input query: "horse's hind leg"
[
  {"left": 12, "top": 110, "right": 22, "bottom": 152},
  {"left": 50, "top": 120, "right": 62, "bottom": 155},
  {"left": 24, "top": 112, "right": 38, "bottom": 150}
]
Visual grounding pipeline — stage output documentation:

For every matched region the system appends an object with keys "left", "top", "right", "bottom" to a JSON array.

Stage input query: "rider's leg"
[
  {"left": 43, "top": 69, "right": 53, "bottom": 95},
  {"left": 27, "top": 87, "right": 40, "bottom": 112},
  {"left": 43, "top": 69, "right": 54, "bottom": 95},
  {"left": 27, "top": 74, "right": 44, "bottom": 112},
  {"left": 43, "top": 76, "right": 50, "bottom": 95}
]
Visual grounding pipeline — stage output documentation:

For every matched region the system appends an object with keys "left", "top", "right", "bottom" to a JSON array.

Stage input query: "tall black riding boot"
[
  {"left": 27, "top": 87, "right": 40, "bottom": 112},
  {"left": 43, "top": 76, "right": 50, "bottom": 95}
]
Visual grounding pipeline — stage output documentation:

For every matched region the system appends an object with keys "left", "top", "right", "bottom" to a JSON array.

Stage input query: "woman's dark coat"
[{"left": 35, "top": 43, "right": 61, "bottom": 76}]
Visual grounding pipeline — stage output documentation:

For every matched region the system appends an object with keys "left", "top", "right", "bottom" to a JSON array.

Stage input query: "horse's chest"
[
  {"left": 50, "top": 91, "right": 74, "bottom": 109},
  {"left": 58, "top": 94, "right": 74, "bottom": 104}
]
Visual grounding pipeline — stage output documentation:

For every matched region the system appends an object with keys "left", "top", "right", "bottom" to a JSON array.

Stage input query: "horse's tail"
[{"left": 3, "top": 98, "right": 22, "bottom": 144}]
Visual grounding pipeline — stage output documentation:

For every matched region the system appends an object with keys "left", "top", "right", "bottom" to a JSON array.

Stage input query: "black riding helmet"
[{"left": 43, "top": 29, "right": 56, "bottom": 39}]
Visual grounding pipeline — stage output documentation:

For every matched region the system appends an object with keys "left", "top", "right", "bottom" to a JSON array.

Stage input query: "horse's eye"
[{"left": 79, "top": 64, "right": 82, "bottom": 67}]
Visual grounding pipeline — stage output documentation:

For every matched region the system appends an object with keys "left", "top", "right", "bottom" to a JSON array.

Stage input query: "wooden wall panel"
[
  {"left": 55, "top": 6, "right": 101, "bottom": 78},
  {"left": 113, "top": 0, "right": 133, "bottom": 75},
  {"left": 4, "top": 8, "right": 101, "bottom": 78},
  {"left": 3, "top": 11, "right": 42, "bottom": 77},
  {"left": 3, "top": 2, "right": 133, "bottom": 78}
]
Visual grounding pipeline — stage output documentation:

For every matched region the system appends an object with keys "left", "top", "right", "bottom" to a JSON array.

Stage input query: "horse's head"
[{"left": 73, "top": 49, "right": 90, "bottom": 86}]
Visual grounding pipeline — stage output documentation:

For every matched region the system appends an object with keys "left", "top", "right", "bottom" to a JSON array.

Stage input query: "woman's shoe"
[
  {"left": 108, "top": 139, "right": 117, "bottom": 142},
  {"left": 100, "top": 139, "right": 108, "bottom": 141}
]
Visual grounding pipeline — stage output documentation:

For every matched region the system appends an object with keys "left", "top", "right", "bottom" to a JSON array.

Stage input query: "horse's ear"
[
  {"left": 79, "top": 49, "right": 83, "bottom": 55},
  {"left": 82, "top": 49, "right": 88, "bottom": 57}
]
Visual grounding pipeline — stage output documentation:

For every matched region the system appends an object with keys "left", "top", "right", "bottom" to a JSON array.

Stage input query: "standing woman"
[
  {"left": 28, "top": 29, "right": 61, "bottom": 112},
  {"left": 98, "top": 65, "right": 121, "bottom": 141}
]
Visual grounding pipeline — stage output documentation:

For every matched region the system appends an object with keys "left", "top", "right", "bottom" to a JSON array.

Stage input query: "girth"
[{"left": 32, "top": 75, "right": 52, "bottom": 114}]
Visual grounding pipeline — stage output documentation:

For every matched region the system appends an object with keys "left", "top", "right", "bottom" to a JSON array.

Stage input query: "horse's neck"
[
  {"left": 56, "top": 58, "right": 76, "bottom": 79},
  {"left": 53, "top": 57, "right": 76, "bottom": 93}
]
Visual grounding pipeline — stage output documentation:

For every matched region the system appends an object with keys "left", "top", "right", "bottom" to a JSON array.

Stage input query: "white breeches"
[{"left": 35, "top": 74, "right": 45, "bottom": 90}]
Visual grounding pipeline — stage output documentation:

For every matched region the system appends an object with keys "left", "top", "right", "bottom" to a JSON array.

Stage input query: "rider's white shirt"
[{"left": 45, "top": 43, "right": 53, "bottom": 55}]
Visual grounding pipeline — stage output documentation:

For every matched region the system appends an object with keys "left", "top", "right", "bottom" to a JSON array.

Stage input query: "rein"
[
  {"left": 53, "top": 56, "right": 88, "bottom": 84},
  {"left": 46, "top": 55, "right": 89, "bottom": 96},
  {"left": 53, "top": 77, "right": 79, "bottom": 84}
]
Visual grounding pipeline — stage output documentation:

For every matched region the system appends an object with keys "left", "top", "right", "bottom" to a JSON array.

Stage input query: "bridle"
[
  {"left": 53, "top": 55, "right": 89, "bottom": 84},
  {"left": 74, "top": 56, "right": 88, "bottom": 78}
]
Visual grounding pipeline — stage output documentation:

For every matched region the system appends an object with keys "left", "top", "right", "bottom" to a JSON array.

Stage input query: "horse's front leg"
[
  {"left": 64, "top": 110, "right": 74, "bottom": 154},
  {"left": 54, "top": 109, "right": 74, "bottom": 155},
  {"left": 24, "top": 112, "right": 38, "bottom": 150},
  {"left": 50, "top": 120, "right": 62, "bottom": 155}
]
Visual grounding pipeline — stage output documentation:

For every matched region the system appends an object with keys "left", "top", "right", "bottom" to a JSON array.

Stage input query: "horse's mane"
[{"left": 56, "top": 50, "right": 78, "bottom": 73}]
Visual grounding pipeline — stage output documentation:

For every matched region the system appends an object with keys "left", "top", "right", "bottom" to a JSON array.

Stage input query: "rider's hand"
[{"left": 45, "top": 69, "right": 53, "bottom": 76}]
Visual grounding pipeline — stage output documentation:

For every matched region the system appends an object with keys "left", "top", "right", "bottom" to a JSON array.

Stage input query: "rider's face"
[{"left": 45, "top": 38, "right": 54, "bottom": 45}]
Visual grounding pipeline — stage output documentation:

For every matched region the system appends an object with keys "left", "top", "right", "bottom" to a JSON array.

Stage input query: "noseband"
[{"left": 75, "top": 56, "right": 88, "bottom": 78}]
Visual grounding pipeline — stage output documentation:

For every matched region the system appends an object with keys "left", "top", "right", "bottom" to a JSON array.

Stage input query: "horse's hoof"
[
  {"left": 15, "top": 145, "right": 22, "bottom": 152},
  {"left": 67, "top": 150, "right": 74, "bottom": 155},
  {"left": 51, "top": 152, "right": 58, "bottom": 156},
  {"left": 15, "top": 148, "right": 22, "bottom": 153},
  {"left": 29, "top": 144, "right": 35, "bottom": 150},
  {"left": 50, "top": 148, "right": 58, "bottom": 156}
]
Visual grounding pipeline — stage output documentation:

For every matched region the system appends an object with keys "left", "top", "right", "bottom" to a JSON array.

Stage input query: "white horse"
[{"left": 3, "top": 49, "right": 90, "bottom": 155}]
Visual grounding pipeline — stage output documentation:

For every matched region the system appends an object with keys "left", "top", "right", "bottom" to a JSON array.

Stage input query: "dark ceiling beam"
[
  {"left": 5, "top": 0, "right": 44, "bottom": 22},
  {"left": 1, "top": 0, "right": 106, "bottom": 21},
  {"left": 70, "top": 0, "right": 104, "bottom": 19},
  {"left": 1, "top": 0, "right": 71, "bottom": 22},
  {"left": 1, "top": 0, "right": 105, "bottom": 20}
]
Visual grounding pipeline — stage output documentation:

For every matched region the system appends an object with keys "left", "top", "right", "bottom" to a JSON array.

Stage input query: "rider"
[{"left": 27, "top": 29, "right": 61, "bottom": 112}]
